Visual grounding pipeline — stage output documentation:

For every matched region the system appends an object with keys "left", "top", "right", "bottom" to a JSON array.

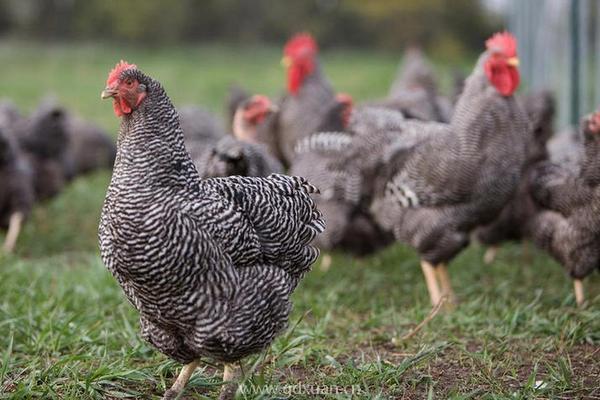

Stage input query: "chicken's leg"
[
  {"left": 420, "top": 260, "right": 442, "bottom": 307},
  {"left": 162, "top": 360, "right": 200, "bottom": 400},
  {"left": 3, "top": 212, "right": 24, "bottom": 253},
  {"left": 573, "top": 279, "right": 584, "bottom": 307},
  {"left": 219, "top": 363, "right": 240, "bottom": 400},
  {"left": 483, "top": 245, "right": 498, "bottom": 265},
  {"left": 435, "top": 263, "right": 456, "bottom": 307}
]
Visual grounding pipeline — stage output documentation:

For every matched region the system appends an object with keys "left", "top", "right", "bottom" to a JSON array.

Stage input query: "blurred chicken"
[
  {"left": 188, "top": 95, "right": 283, "bottom": 178},
  {"left": 0, "top": 124, "right": 34, "bottom": 253},
  {"left": 11, "top": 99, "right": 71, "bottom": 200},
  {"left": 476, "top": 90, "right": 556, "bottom": 263},
  {"left": 343, "top": 32, "right": 527, "bottom": 308},
  {"left": 384, "top": 47, "right": 453, "bottom": 122},
  {"left": 528, "top": 109, "right": 600, "bottom": 306}
]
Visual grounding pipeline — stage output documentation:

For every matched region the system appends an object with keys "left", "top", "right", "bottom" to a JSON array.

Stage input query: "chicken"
[
  {"left": 385, "top": 47, "right": 453, "bottom": 122},
  {"left": 528, "top": 109, "right": 600, "bottom": 306},
  {"left": 63, "top": 113, "right": 116, "bottom": 177},
  {"left": 224, "top": 84, "right": 250, "bottom": 128},
  {"left": 547, "top": 126, "right": 583, "bottom": 175},
  {"left": 178, "top": 105, "right": 226, "bottom": 144},
  {"left": 275, "top": 33, "right": 345, "bottom": 165},
  {"left": 98, "top": 61, "right": 324, "bottom": 399},
  {"left": 476, "top": 90, "right": 556, "bottom": 263},
  {"left": 188, "top": 95, "right": 283, "bottom": 178},
  {"left": 345, "top": 32, "right": 527, "bottom": 308},
  {"left": 0, "top": 124, "right": 34, "bottom": 253},
  {"left": 11, "top": 98, "right": 72, "bottom": 200}
]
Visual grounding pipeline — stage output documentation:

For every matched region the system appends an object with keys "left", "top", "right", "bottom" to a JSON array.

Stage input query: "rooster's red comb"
[
  {"left": 284, "top": 33, "right": 318, "bottom": 57},
  {"left": 486, "top": 31, "right": 518, "bottom": 57},
  {"left": 106, "top": 60, "right": 137, "bottom": 86}
]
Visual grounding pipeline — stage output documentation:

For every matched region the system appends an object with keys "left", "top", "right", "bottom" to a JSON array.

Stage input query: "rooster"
[
  {"left": 275, "top": 33, "right": 345, "bottom": 165},
  {"left": 98, "top": 61, "right": 324, "bottom": 399},
  {"left": 528, "top": 109, "right": 600, "bottom": 306},
  {"left": 346, "top": 32, "right": 527, "bottom": 307}
]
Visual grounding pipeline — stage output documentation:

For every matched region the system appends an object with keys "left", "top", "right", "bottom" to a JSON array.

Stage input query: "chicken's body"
[
  {"left": 528, "top": 110, "right": 600, "bottom": 305},
  {"left": 347, "top": 34, "right": 528, "bottom": 306},
  {"left": 0, "top": 125, "right": 34, "bottom": 252},
  {"left": 98, "top": 64, "right": 323, "bottom": 397},
  {"left": 476, "top": 91, "right": 556, "bottom": 256}
]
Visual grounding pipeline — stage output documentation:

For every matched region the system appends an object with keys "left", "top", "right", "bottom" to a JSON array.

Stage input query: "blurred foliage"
[{"left": 0, "top": 0, "right": 500, "bottom": 56}]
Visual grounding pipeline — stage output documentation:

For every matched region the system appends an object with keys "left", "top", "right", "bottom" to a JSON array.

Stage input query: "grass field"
[{"left": 1, "top": 41, "right": 599, "bottom": 399}]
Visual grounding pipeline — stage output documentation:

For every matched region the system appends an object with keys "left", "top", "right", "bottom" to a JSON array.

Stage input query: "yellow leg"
[
  {"left": 421, "top": 260, "right": 442, "bottom": 307},
  {"left": 162, "top": 360, "right": 200, "bottom": 400},
  {"left": 3, "top": 212, "right": 23, "bottom": 253},
  {"left": 483, "top": 245, "right": 498, "bottom": 265},
  {"left": 435, "top": 263, "right": 456, "bottom": 307},
  {"left": 320, "top": 253, "right": 332, "bottom": 272},
  {"left": 573, "top": 279, "right": 584, "bottom": 307},
  {"left": 219, "top": 363, "right": 240, "bottom": 400}
]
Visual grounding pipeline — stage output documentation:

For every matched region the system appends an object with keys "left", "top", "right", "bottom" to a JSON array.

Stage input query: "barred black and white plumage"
[
  {"left": 368, "top": 49, "right": 528, "bottom": 266},
  {"left": 189, "top": 135, "right": 284, "bottom": 179},
  {"left": 527, "top": 109, "right": 600, "bottom": 304},
  {"left": 475, "top": 90, "right": 556, "bottom": 249},
  {"left": 98, "top": 64, "right": 324, "bottom": 370},
  {"left": 386, "top": 47, "right": 453, "bottom": 122}
]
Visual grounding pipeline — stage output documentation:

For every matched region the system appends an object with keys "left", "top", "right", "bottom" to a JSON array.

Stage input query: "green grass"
[{"left": 1, "top": 41, "right": 599, "bottom": 399}]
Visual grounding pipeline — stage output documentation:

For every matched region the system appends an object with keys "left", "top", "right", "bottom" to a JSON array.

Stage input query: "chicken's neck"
[{"left": 111, "top": 83, "right": 200, "bottom": 192}]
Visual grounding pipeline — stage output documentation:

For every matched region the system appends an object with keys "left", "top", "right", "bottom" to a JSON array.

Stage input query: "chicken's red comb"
[
  {"left": 284, "top": 33, "right": 318, "bottom": 57},
  {"left": 106, "top": 60, "right": 137, "bottom": 86},
  {"left": 485, "top": 31, "right": 518, "bottom": 57}
]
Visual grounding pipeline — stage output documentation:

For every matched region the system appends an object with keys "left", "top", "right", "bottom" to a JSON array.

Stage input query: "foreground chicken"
[
  {"left": 528, "top": 109, "right": 600, "bottom": 306},
  {"left": 98, "top": 61, "right": 324, "bottom": 399},
  {"left": 350, "top": 32, "right": 527, "bottom": 307}
]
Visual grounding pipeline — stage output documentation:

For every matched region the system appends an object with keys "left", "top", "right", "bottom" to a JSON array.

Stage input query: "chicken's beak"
[
  {"left": 268, "top": 103, "right": 279, "bottom": 113},
  {"left": 506, "top": 57, "right": 520, "bottom": 67},
  {"left": 101, "top": 87, "right": 118, "bottom": 99},
  {"left": 280, "top": 56, "right": 292, "bottom": 68}
]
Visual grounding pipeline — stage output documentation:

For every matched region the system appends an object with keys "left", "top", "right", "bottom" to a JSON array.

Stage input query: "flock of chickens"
[
  {"left": 0, "top": 97, "right": 116, "bottom": 251},
  {"left": 2, "top": 30, "right": 599, "bottom": 399}
]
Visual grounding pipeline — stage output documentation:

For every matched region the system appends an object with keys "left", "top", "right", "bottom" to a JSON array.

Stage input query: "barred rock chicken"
[
  {"left": 0, "top": 124, "right": 34, "bottom": 253},
  {"left": 476, "top": 90, "right": 556, "bottom": 263},
  {"left": 528, "top": 109, "right": 600, "bottom": 306},
  {"left": 275, "top": 33, "right": 344, "bottom": 165},
  {"left": 547, "top": 126, "right": 583, "bottom": 175},
  {"left": 355, "top": 32, "right": 527, "bottom": 307},
  {"left": 384, "top": 47, "right": 453, "bottom": 122},
  {"left": 188, "top": 95, "right": 283, "bottom": 178},
  {"left": 12, "top": 99, "right": 72, "bottom": 200},
  {"left": 289, "top": 97, "right": 407, "bottom": 262},
  {"left": 98, "top": 61, "right": 324, "bottom": 399}
]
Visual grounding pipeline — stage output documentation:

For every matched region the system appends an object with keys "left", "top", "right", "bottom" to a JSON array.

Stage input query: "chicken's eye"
[{"left": 125, "top": 79, "right": 134, "bottom": 87}]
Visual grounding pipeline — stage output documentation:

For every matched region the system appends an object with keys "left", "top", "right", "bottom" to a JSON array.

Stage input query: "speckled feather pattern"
[{"left": 99, "top": 68, "right": 324, "bottom": 364}]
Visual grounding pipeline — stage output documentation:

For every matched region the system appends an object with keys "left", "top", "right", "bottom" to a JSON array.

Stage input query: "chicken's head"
[
  {"left": 484, "top": 32, "right": 520, "bottom": 97},
  {"left": 335, "top": 93, "right": 354, "bottom": 129},
  {"left": 584, "top": 109, "right": 600, "bottom": 138},
  {"left": 282, "top": 33, "right": 318, "bottom": 95},
  {"left": 233, "top": 94, "right": 277, "bottom": 142},
  {"left": 101, "top": 61, "right": 148, "bottom": 117}
]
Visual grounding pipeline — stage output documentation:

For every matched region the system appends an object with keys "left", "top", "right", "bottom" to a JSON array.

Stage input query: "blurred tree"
[{"left": 0, "top": 0, "right": 499, "bottom": 56}]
